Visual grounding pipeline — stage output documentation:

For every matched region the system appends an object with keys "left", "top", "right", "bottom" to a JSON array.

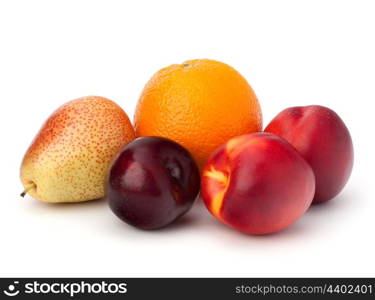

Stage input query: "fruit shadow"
[
  {"left": 292, "top": 189, "right": 355, "bottom": 235},
  {"left": 208, "top": 215, "right": 310, "bottom": 242},
  {"left": 137, "top": 200, "right": 207, "bottom": 233},
  {"left": 192, "top": 188, "right": 359, "bottom": 246},
  {"left": 306, "top": 188, "right": 357, "bottom": 215},
  {"left": 163, "top": 197, "right": 308, "bottom": 238},
  {"left": 24, "top": 188, "right": 358, "bottom": 242},
  {"left": 24, "top": 196, "right": 107, "bottom": 214}
]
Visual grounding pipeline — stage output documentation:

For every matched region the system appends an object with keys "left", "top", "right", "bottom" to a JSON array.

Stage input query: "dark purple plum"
[{"left": 106, "top": 136, "right": 200, "bottom": 230}]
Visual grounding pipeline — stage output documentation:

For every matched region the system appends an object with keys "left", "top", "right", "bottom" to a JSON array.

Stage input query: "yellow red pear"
[{"left": 20, "top": 96, "right": 135, "bottom": 203}]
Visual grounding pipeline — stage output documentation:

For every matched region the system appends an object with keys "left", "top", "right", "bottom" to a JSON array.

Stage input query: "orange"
[{"left": 134, "top": 59, "right": 262, "bottom": 168}]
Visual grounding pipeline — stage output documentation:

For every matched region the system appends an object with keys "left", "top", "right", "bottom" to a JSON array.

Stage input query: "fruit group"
[
  {"left": 20, "top": 96, "right": 135, "bottom": 203},
  {"left": 265, "top": 105, "right": 353, "bottom": 203},
  {"left": 134, "top": 59, "right": 262, "bottom": 168},
  {"left": 107, "top": 137, "right": 200, "bottom": 230},
  {"left": 201, "top": 133, "right": 315, "bottom": 234}
]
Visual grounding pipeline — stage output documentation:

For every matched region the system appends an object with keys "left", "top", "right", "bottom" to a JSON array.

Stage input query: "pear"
[{"left": 20, "top": 96, "right": 135, "bottom": 203}]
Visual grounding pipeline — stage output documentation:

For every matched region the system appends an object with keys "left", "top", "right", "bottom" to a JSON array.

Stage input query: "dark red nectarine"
[
  {"left": 106, "top": 137, "right": 200, "bottom": 230},
  {"left": 265, "top": 105, "right": 353, "bottom": 204},
  {"left": 201, "top": 133, "right": 315, "bottom": 235}
]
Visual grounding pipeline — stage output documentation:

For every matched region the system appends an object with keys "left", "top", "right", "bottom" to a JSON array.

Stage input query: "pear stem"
[{"left": 20, "top": 183, "right": 36, "bottom": 197}]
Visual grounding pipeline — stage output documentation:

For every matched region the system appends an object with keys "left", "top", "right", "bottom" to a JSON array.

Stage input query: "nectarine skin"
[
  {"left": 107, "top": 137, "right": 200, "bottom": 230},
  {"left": 201, "top": 133, "right": 315, "bottom": 235},
  {"left": 265, "top": 105, "right": 353, "bottom": 204}
]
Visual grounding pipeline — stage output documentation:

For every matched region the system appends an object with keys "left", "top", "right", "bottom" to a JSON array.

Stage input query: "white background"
[{"left": 0, "top": 0, "right": 374, "bottom": 277}]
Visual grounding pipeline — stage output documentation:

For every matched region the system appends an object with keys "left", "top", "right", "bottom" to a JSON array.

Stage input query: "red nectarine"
[
  {"left": 265, "top": 105, "right": 353, "bottom": 204},
  {"left": 201, "top": 133, "right": 315, "bottom": 235}
]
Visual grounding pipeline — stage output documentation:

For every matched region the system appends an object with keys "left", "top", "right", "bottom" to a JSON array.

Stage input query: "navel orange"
[{"left": 134, "top": 59, "right": 262, "bottom": 168}]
